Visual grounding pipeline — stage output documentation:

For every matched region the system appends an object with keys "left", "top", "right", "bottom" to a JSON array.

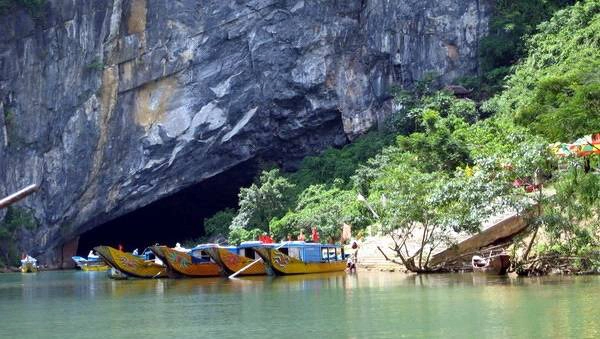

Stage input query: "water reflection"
[{"left": 1, "top": 271, "right": 599, "bottom": 339}]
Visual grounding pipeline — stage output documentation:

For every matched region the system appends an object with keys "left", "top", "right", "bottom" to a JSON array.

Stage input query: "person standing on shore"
[
  {"left": 297, "top": 229, "right": 306, "bottom": 241},
  {"left": 347, "top": 240, "right": 359, "bottom": 273},
  {"left": 311, "top": 226, "right": 320, "bottom": 243}
]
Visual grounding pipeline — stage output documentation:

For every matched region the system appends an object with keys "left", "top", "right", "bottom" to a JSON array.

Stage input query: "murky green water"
[{"left": 0, "top": 271, "right": 599, "bottom": 338}]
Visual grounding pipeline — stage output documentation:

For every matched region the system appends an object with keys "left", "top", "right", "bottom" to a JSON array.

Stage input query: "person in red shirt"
[
  {"left": 311, "top": 226, "right": 320, "bottom": 243},
  {"left": 259, "top": 233, "right": 274, "bottom": 243}
]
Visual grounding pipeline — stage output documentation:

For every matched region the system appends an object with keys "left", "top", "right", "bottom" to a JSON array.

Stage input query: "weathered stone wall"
[{"left": 0, "top": 0, "right": 492, "bottom": 264}]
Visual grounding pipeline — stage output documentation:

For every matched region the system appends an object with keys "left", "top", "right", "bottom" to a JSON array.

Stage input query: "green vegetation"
[
  {"left": 200, "top": 0, "right": 599, "bottom": 273},
  {"left": 289, "top": 132, "right": 393, "bottom": 190},
  {"left": 496, "top": 0, "right": 600, "bottom": 141},
  {"left": 0, "top": 206, "right": 37, "bottom": 266},
  {"left": 203, "top": 208, "right": 235, "bottom": 239},
  {"left": 3, "top": 109, "right": 13, "bottom": 127},
  {"left": 465, "top": 0, "right": 576, "bottom": 97},
  {"left": 87, "top": 58, "right": 104, "bottom": 71}
]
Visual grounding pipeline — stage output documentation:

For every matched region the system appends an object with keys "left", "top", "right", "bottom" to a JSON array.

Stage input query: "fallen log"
[
  {"left": 0, "top": 184, "right": 39, "bottom": 209},
  {"left": 429, "top": 210, "right": 535, "bottom": 267}
]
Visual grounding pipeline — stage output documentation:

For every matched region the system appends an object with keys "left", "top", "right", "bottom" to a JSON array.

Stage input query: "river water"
[{"left": 0, "top": 271, "right": 598, "bottom": 338}]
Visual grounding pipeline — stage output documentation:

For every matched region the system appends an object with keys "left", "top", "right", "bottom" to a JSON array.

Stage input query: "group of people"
[
  {"left": 279, "top": 226, "right": 320, "bottom": 243},
  {"left": 269, "top": 226, "right": 359, "bottom": 273}
]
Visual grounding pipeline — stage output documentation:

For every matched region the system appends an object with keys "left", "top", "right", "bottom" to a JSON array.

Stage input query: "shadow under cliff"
[{"left": 76, "top": 160, "right": 260, "bottom": 255}]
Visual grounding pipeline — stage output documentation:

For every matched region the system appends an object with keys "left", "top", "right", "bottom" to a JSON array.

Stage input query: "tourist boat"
[
  {"left": 19, "top": 255, "right": 38, "bottom": 273},
  {"left": 205, "top": 241, "right": 268, "bottom": 276},
  {"left": 150, "top": 244, "right": 221, "bottom": 278},
  {"left": 254, "top": 241, "right": 347, "bottom": 275},
  {"left": 94, "top": 246, "right": 167, "bottom": 278},
  {"left": 72, "top": 251, "right": 109, "bottom": 272},
  {"left": 471, "top": 253, "right": 511, "bottom": 275}
]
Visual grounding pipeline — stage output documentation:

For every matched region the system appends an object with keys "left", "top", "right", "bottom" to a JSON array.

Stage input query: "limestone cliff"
[{"left": 0, "top": 0, "right": 491, "bottom": 265}]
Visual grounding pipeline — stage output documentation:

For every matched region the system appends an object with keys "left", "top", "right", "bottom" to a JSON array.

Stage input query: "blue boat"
[{"left": 253, "top": 241, "right": 347, "bottom": 275}]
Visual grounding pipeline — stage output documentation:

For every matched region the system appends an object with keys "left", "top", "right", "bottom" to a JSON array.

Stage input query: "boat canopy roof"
[
  {"left": 238, "top": 241, "right": 278, "bottom": 248},
  {"left": 21, "top": 255, "right": 37, "bottom": 263},
  {"left": 277, "top": 241, "right": 342, "bottom": 249},
  {"left": 190, "top": 243, "right": 221, "bottom": 251}
]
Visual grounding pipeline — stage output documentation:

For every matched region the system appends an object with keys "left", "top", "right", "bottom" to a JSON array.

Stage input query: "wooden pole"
[
  {"left": 228, "top": 257, "right": 263, "bottom": 279},
  {"left": 229, "top": 242, "right": 288, "bottom": 279},
  {"left": 0, "top": 184, "right": 39, "bottom": 209}
]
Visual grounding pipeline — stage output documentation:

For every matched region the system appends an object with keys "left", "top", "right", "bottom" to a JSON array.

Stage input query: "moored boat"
[
  {"left": 72, "top": 251, "right": 109, "bottom": 272},
  {"left": 150, "top": 245, "right": 221, "bottom": 278},
  {"left": 254, "top": 241, "right": 347, "bottom": 275},
  {"left": 472, "top": 253, "right": 511, "bottom": 275},
  {"left": 20, "top": 255, "right": 38, "bottom": 273},
  {"left": 205, "top": 241, "right": 268, "bottom": 276},
  {"left": 94, "top": 246, "right": 167, "bottom": 278}
]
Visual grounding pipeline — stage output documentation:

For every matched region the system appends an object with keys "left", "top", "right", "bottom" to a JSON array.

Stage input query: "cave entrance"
[{"left": 76, "top": 160, "right": 259, "bottom": 256}]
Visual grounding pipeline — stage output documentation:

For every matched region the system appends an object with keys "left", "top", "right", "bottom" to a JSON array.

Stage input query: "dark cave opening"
[{"left": 76, "top": 160, "right": 260, "bottom": 256}]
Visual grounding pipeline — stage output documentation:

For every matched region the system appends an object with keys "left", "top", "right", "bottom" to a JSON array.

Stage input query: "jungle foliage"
[
  {"left": 200, "top": 1, "right": 599, "bottom": 272},
  {"left": 0, "top": 206, "right": 37, "bottom": 266},
  {"left": 496, "top": 0, "right": 600, "bottom": 141},
  {"left": 465, "top": 0, "right": 577, "bottom": 97}
]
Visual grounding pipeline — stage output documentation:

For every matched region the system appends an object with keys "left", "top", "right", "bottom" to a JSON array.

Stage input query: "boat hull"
[
  {"left": 150, "top": 246, "right": 221, "bottom": 278},
  {"left": 473, "top": 254, "right": 511, "bottom": 275},
  {"left": 20, "top": 262, "right": 38, "bottom": 273},
  {"left": 206, "top": 247, "right": 266, "bottom": 276},
  {"left": 255, "top": 248, "right": 347, "bottom": 275},
  {"left": 94, "top": 246, "right": 167, "bottom": 278},
  {"left": 81, "top": 264, "right": 110, "bottom": 272}
]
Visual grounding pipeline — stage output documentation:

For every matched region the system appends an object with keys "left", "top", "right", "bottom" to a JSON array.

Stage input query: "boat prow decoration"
[
  {"left": 150, "top": 245, "right": 221, "bottom": 278},
  {"left": 93, "top": 246, "right": 167, "bottom": 278},
  {"left": 254, "top": 241, "right": 347, "bottom": 275},
  {"left": 205, "top": 241, "right": 267, "bottom": 276}
]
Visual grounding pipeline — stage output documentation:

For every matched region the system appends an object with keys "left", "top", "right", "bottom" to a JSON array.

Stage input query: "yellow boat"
[
  {"left": 81, "top": 263, "right": 109, "bottom": 272},
  {"left": 204, "top": 241, "right": 267, "bottom": 276},
  {"left": 72, "top": 254, "right": 109, "bottom": 272},
  {"left": 150, "top": 245, "right": 221, "bottom": 278},
  {"left": 254, "top": 241, "right": 347, "bottom": 275},
  {"left": 94, "top": 246, "right": 167, "bottom": 278},
  {"left": 20, "top": 256, "right": 38, "bottom": 273}
]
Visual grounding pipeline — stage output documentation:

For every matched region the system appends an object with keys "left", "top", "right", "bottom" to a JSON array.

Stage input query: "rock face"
[{"left": 0, "top": 0, "right": 492, "bottom": 264}]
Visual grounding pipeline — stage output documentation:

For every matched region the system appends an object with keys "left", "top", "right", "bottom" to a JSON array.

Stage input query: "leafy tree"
[
  {"left": 360, "top": 150, "right": 508, "bottom": 272},
  {"left": 269, "top": 181, "right": 370, "bottom": 241},
  {"left": 203, "top": 208, "right": 235, "bottom": 238},
  {"left": 496, "top": 0, "right": 600, "bottom": 141},
  {"left": 540, "top": 165, "right": 600, "bottom": 254},
  {"left": 290, "top": 131, "right": 392, "bottom": 190},
  {"left": 229, "top": 169, "right": 295, "bottom": 232},
  {"left": 228, "top": 227, "right": 262, "bottom": 245},
  {"left": 396, "top": 113, "right": 471, "bottom": 173},
  {"left": 0, "top": 206, "right": 37, "bottom": 266},
  {"left": 475, "top": 0, "right": 576, "bottom": 96}
]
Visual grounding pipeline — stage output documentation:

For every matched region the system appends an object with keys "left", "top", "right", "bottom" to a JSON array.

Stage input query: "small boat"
[
  {"left": 472, "top": 252, "right": 511, "bottom": 275},
  {"left": 72, "top": 251, "right": 109, "bottom": 272},
  {"left": 150, "top": 244, "right": 221, "bottom": 278},
  {"left": 204, "top": 241, "right": 268, "bottom": 276},
  {"left": 20, "top": 255, "right": 38, "bottom": 273},
  {"left": 254, "top": 241, "right": 347, "bottom": 275},
  {"left": 94, "top": 246, "right": 167, "bottom": 279}
]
